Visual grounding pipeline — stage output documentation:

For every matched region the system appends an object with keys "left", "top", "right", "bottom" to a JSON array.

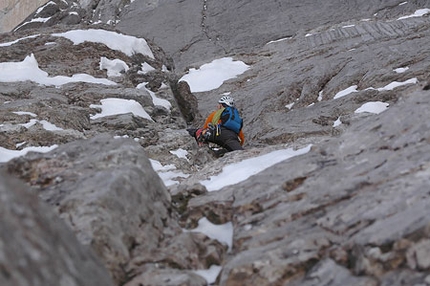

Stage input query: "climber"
[{"left": 188, "top": 95, "right": 245, "bottom": 152}]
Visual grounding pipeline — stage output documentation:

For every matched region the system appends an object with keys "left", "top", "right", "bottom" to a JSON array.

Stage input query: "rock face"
[
  {"left": 0, "top": 169, "right": 115, "bottom": 286},
  {"left": 116, "top": 0, "right": 418, "bottom": 71},
  {"left": 5, "top": 134, "right": 226, "bottom": 285},
  {"left": 6, "top": 135, "right": 172, "bottom": 283},
  {"left": 1, "top": 0, "right": 430, "bottom": 285},
  {"left": 185, "top": 88, "right": 430, "bottom": 285},
  {"left": 0, "top": 0, "right": 49, "bottom": 32}
]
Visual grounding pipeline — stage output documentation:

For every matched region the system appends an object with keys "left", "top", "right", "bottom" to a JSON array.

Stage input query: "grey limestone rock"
[
  {"left": 2, "top": 0, "right": 430, "bottom": 285},
  {"left": 5, "top": 134, "right": 174, "bottom": 284},
  {"left": 0, "top": 169, "right": 115, "bottom": 286}
]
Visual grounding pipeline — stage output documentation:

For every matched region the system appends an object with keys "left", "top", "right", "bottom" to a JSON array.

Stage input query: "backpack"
[{"left": 221, "top": 106, "right": 243, "bottom": 134}]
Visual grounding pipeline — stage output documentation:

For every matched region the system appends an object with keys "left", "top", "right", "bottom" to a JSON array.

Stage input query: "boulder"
[{"left": 0, "top": 169, "right": 114, "bottom": 286}]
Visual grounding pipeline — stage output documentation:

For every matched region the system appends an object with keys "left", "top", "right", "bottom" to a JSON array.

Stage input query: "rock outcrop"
[
  {"left": 0, "top": 169, "right": 115, "bottom": 286},
  {"left": 1, "top": 0, "right": 430, "bottom": 285}
]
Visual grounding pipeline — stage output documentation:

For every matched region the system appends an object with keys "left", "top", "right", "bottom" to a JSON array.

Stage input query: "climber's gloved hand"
[{"left": 195, "top": 128, "right": 210, "bottom": 146}]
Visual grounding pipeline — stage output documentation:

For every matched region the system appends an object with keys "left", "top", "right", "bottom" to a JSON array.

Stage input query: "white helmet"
[{"left": 218, "top": 95, "right": 235, "bottom": 107}]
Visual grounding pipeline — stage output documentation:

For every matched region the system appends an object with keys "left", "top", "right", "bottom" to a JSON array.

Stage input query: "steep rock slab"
[
  {"left": 196, "top": 12, "right": 430, "bottom": 146},
  {"left": 179, "top": 87, "right": 430, "bottom": 285},
  {"left": 116, "top": 0, "right": 417, "bottom": 71},
  {"left": 0, "top": 170, "right": 114, "bottom": 286},
  {"left": 229, "top": 88, "right": 430, "bottom": 285}
]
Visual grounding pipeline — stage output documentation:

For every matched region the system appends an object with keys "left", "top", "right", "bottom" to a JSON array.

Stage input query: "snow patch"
[
  {"left": 333, "top": 85, "right": 358, "bottom": 99},
  {"left": 52, "top": 29, "right": 154, "bottom": 58},
  {"left": 100, "top": 57, "right": 129, "bottom": 77},
  {"left": 179, "top": 57, "right": 249, "bottom": 93},
  {"left": 355, "top": 102, "right": 389, "bottom": 114},
  {"left": 0, "top": 145, "right": 58, "bottom": 163},
  {"left": 0, "top": 54, "right": 116, "bottom": 86},
  {"left": 201, "top": 145, "right": 312, "bottom": 192},
  {"left": 90, "top": 98, "right": 153, "bottom": 121}
]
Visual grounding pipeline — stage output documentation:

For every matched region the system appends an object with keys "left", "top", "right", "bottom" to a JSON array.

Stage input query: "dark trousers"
[{"left": 208, "top": 127, "right": 243, "bottom": 152}]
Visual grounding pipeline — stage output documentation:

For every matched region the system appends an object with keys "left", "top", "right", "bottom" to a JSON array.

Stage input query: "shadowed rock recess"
[{"left": 1, "top": 0, "right": 430, "bottom": 285}]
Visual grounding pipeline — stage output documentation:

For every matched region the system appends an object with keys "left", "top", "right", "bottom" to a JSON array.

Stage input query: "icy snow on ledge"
[
  {"left": 398, "top": 8, "right": 430, "bottom": 20},
  {"left": 333, "top": 78, "right": 418, "bottom": 99},
  {"left": 170, "top": 148, "right": 189, "bottom": 161},
  {"left": 0, "top": 35, "right": 40, "bottom": 47},
  {"left": 333, "top": 85, "right": 358, "bottom": 99},
  {"left": 150, "top": 159, "right": 189, "bottom": 186},
  {"left": 52, "top": 29, "right": 155, "bottom": 58},
  {"left": 179, "top": 57, "right": 250, "bottom": 93},
  {"left": 394, "top": 67, "right": 409, "bottom": 73},
  {"left": 137, "top": 83, "right": 172, "bottom": 110},
  {"left": 0, "top": 54, "right": 116, "bottom": 86},
  {"left": 193, "top": 265, "right": 223, "bottom": 285},
  {"left": 100, "top": 57, "right": 129, "bottom": 77},
  {"left": 355, "top": 101, "right": 389, "bottom": 114},
  {"left": 89, "top": 98, "right": 153, "bottom": 121},
  {"left": 333, "top": 117, "right": 342, "bottom": 127},
  {"left": 201, "top": 145, "right": 312, "bottom": 192},
  {"left": 374, "top": 78, "right": 418, "bottom": 91},
  {"left": 20, "top": 119, "right": 63, "bottom": 131},
  {"left": 0, "top": 145, "right": 58, "bottom": 163},
  {"left": 13, "top": 111, "right": 37, "bottom": 117},
  {"left": 185, "top": 217, "right": 233, "bottom": 284},
  {"left": 187, "top": 217, "right": 233, "bottom": 251}
]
